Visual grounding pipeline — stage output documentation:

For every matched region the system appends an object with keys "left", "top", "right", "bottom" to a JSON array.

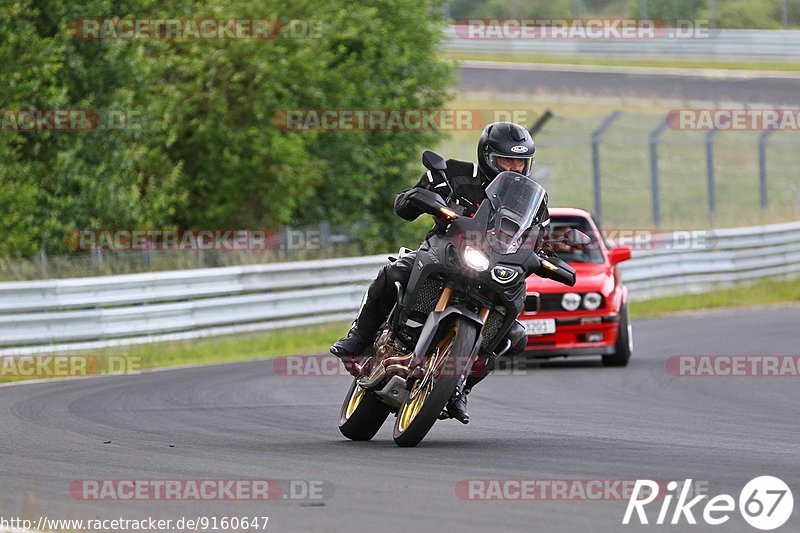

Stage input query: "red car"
[{"left": 519, "top": 208, "right": 633, "bottom": 366}]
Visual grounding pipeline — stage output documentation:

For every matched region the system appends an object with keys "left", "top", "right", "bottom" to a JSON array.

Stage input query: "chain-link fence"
[
  {"left": 540, "top": 111, "right": 800, "bottom": 229},
  {"left": 4, "top": 111, "right": 798, "bottom": 281},
  {"left": 445, "top": 0, "right": 800, "bottom": 30},
  {"left": 441, "top": 110, "right": 800, "bottom": 230}
]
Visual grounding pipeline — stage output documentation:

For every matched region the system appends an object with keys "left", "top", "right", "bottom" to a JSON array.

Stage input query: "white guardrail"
[
  {"left": 444, "top": 27, "right": 800, "bottom": 61},
  {"left": 1, "top": 221, "right": 799, "bottom": 353}
]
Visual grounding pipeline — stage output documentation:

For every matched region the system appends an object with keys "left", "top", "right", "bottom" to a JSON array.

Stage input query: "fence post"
[
  {"left": 36, "top": 250, "right": 48, "bottom": 279},
  {"left": 591, "top": 110, "right": 622, "bottom": 224},
  {"left": 705, "top": 129, "right": 717, "bottom": 220},
  {"left": 573, "top": 0, "right": 585, "bottom": 18},
  {"left": 782, "top": 0, "right": 789, "bottom": 29},
  {"left": 710, "top": 0, "right": 718, "bottom": 29},
  {"left": 528, "top": 109, "right": 553, "bottom": 136},
  {"left": 649, "top": 119, "right": 668, "bottom": 228},
  {"left": 197, "top": 234, "right": 204, "bottom": 266},
  {"left": 758, "top": 129, "right": 775, "bottom": 210},
  {"left": 143, "top": 240, "right": 153, "bottom": 270},
  {"left": 319, "top": 221, "right": 331, "bottom": 252}
]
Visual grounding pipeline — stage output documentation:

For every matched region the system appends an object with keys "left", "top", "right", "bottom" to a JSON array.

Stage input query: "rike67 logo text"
[{"left": 623, "top": 477, "right": 793, "bottom": 530}]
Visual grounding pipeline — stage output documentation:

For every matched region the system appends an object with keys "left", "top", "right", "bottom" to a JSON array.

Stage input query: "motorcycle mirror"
[
  {"left": 566, "top": 229, "right": 591, "bottom": 247},
  {"left": 422, "top": 150, "right": 447, "bottom": 172}
]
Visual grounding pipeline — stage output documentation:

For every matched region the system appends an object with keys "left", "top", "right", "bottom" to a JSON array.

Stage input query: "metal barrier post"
[
  {"left": 758, "top": 129, "right": 775, "bottom": 210},
  {"left": 705, "top": 129, "right": 718, "bottom": 220},
  {"left": 649, "top": 119, "right": 669, "bottom": 227},
  {"left": 591, "top": 110, "right": 622, "bottom": 224}
]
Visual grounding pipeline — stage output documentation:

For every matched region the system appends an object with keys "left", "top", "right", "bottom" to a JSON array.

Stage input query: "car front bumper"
[{"left": 521, "top": 313, "right": 620, "bottom": 357}]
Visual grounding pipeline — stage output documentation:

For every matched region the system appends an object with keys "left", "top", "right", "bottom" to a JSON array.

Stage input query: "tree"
[{"left": 0, "top": 0, "right": 455, "bottom": 258}]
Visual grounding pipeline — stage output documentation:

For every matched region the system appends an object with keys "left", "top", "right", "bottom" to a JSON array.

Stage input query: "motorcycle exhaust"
[
  {"left": 374, "top": 375, "right": 410, "bottom": 409},
  {"left": 356, "top": 353, "right": 412, "bottom": 388}
]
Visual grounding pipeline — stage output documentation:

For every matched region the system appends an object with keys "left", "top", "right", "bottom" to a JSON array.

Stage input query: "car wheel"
[{"left": 602, "top": 301, "right": 632, "bottom": 367}]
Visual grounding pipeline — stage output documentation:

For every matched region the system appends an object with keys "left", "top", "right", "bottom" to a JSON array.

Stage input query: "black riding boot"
[
  {"left": 443, "top": 373, "right": 487, "bottom": 425},
  {"left": 330, "top": 294, "right": 386, "bottom": 358},
  {"left": 443, "top": 320, "right": 527, "bottom": 423},
  {"left": 330, "top": 253, "right": 416, "bottom": 361}
]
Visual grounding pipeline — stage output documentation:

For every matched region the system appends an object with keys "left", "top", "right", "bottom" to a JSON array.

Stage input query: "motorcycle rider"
[{"left": 331, "top": 121, "right": 564, "bottom": 424}]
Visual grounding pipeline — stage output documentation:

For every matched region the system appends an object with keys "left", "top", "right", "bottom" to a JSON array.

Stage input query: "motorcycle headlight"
[
  {"left": 491, "top": 266, "right": 518, "bottom": 284},
  {"left": 463, "top": 246, "right": 490, "bottom": 272},
  {"left": 561, "top": 292, "right": 581, "bottom": 311},
  {"left": 583, "top": 292, "right": 602, "bottom": 311}
]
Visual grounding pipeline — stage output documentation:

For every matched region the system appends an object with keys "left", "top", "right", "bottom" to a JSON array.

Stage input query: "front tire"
[
  {"left": 393, "top": 317, "right": 478, "bottom": 447},
  {"left": 338, "top": 379, "right": 390, "bottom": 441},
  {"left": 602, "top": 301, "right": 633, "bottom": 367}
]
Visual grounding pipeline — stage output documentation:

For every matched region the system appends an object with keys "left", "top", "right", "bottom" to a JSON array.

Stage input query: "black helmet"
[{"left": 477, "top": 122, "right": 536, "bottom": 181}]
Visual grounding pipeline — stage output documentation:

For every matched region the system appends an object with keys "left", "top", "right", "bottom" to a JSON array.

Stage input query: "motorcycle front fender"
[{"left": 410, "top": 305, "right": 485, "bottom": 373}]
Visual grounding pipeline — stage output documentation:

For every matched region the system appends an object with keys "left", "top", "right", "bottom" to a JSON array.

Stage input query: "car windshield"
[
  {"left": 485, "top": 171, "right": 547, "bottom": 254},
  {"left": 547, "top": 215, "right": 605, "bottom": 264}
]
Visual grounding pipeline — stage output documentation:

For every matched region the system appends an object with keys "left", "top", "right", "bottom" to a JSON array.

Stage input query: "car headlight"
[
  {"left": 463, "top": 246, "right": 490, "bottom": 272},
  {"left": 561, "top": 292, "right": 581, "bottom": 311},
  {"left": 583, "top": 292, "right": 602, "bottom": 311},
  {"left": 491, "top": 265, "right": 518, "bottom": 284}
]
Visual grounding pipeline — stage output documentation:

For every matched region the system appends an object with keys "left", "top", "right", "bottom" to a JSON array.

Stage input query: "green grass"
[
  {"left": 443, "top": 52, "right": 800, "bottom": 73},
  {"left": 0, "top": 321, "right": 349, "bottom": 384},
  {"left": 631, "top": 277, "right": 800, "bottom": 320},
  {"left": 3, "top": 277, "right": 799, "bottom": 384},
  {"left": 117, "top": 321, "right": 349, "bottom": 367}
]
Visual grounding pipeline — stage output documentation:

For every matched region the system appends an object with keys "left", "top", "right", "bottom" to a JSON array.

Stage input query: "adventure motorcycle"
[{"left": 338, "top": 151, "right": 586, "bottom": 447}]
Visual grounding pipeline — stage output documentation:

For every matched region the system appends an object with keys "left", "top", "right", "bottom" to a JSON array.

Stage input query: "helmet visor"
[{"left": 488, "top": 153, "right": 533, "bottom": 177}]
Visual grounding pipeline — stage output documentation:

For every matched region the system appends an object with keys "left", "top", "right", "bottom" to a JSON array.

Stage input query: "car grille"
[
  {"left": 525, "top": 293, "right": 604, "bottom": 312},
  {"left": 540, "top": 294, "right": 567, "bottom": 312}
]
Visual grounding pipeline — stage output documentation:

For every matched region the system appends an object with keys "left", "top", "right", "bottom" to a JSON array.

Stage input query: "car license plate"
[{"left": 522, "top": 319, "right": 556, "bottom": 336}]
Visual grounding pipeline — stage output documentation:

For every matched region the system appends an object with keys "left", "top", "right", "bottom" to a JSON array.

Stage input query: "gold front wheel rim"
[
  {"left": 398, "top": 379, "right": 431, "bottom": 432},
  {"left": 397, "top": 325, "right": 458, "bottom": 433},
  {"left": 345, "top": 384, "right": 365, "bottom": 420}
]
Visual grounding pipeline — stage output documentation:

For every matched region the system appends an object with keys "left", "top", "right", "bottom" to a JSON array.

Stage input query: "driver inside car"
[{"left": 331, "top": 122, "right": 571, "bottom": 424}]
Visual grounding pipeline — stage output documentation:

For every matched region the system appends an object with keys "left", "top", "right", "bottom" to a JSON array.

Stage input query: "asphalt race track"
[
  {"left": 1, "top": 307, "right": 798, "bottom": 533},
  {"left": 459, "top": 62, "right": 800, "bottom": 106}
]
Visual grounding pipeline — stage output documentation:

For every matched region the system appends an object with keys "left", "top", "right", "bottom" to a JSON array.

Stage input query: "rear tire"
[
  {"left": 602, "top": 301, "right": 633, "bottom": 367},
  {"left": 338, "top": 379, "right": 390, "bottom": 441},
  {"left": 393, "top": 317, "right": 478, "bottom": 447}
]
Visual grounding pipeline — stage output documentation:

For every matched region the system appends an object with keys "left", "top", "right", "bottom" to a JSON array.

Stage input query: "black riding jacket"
[{"left": 394, "top": 159, "right": 552, "bottom": 252}]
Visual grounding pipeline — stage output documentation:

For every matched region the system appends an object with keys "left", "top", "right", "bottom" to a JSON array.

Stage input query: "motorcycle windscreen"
[{"left": 485, "top": 171, "right": 547, "bottom": 254}]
